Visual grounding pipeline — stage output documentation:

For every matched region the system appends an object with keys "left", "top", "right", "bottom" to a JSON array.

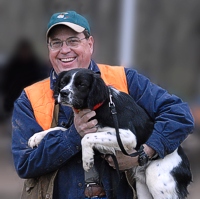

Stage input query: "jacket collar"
[{"left": 50, "top": 60, "right": 100, "bottom": 90}]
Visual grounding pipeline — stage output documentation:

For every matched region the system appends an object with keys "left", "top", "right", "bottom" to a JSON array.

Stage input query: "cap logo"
[{"left": 57, "top": 12, "right": 68, "bottom": 19}]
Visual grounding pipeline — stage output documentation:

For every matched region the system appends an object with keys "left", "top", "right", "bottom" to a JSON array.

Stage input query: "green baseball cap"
[{"left": 46, "top": 11, "right": 90, "bottom": 37}]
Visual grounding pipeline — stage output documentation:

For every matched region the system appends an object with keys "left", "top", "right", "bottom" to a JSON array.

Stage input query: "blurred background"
[{"left": 0, "top": 0, "right": 200, "bottom": 198}]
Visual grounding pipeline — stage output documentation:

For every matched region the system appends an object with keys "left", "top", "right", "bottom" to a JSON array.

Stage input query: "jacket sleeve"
[
  {"left": 125, "top": 68, "right": 194, "bottom": 158},
  {"left": 12, "top": 90, "right": 82, "bottom": 179}
]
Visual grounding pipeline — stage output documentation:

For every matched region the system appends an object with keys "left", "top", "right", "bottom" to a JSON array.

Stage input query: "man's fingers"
[
  {"left": 74, "top": 109, "right": 98, "bottom": 136},
  {"left": 87, "top": 119, "right": 98, "bottom": 128},
  {"left": 78, "top": 119, "right": 98, "bottom": 132},
  {"left": 74, "top": 109, "right": 95, "bottom": 117}
]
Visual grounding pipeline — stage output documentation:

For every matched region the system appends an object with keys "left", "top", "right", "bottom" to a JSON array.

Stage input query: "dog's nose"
[{"left": 60, "top": 89, "right": 70, "bottom": 97}]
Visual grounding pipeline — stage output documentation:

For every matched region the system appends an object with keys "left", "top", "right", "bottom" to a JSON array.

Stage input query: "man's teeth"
[{"left": 61, "top": 58, "right": 74, "bottom": 62}]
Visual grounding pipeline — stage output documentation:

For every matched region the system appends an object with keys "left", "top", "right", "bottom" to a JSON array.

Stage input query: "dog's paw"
[
  {"left": 28, "top": 133, "right": 45, "bottom": 148},
  {"left": 28, "top": 127, "right": 66, "bottom": 148},
  {"left": 83, "top": 157, "right": 94, "bottom": 172}
]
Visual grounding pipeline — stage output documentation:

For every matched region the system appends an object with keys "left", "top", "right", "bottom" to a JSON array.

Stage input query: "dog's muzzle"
[
  {"left": 58, "top": 89, "right": 73, "bottom": 105},
  {"left": 85, "top": 183, "right": 106, "bottom": 198}
]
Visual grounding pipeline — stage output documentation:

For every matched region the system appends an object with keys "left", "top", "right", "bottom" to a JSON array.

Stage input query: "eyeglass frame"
[{"left": 48, "top": 36, "right": 87, "bottom": 50}]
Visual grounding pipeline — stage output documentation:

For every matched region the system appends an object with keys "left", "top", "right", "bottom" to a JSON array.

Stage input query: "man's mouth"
[{"left": 60, "top": 57, "right": 75, "bottom": 63}]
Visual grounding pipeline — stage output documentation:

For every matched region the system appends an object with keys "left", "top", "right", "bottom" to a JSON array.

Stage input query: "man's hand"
[
  {"left": 104, "top": 144, "right": 156, "bottom": 170},
  {"left": 74, "top": 109, "right": 98, "bottom": 137},
  {"left": 104, "top": 150, "right": 139, "bottom": 170}
]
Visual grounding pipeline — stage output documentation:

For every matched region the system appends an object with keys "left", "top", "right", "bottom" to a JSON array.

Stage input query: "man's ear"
[
  {"left": 88, "top": 36, "right": 94, "bottom": 55},
  {"left": 87, "top": 73, "right": 108, "bottom": 109}
]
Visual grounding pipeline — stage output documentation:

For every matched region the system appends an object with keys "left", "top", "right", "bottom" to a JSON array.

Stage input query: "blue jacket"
[{"left": 12, "top": 60, "right": 194, "bottom": 199}]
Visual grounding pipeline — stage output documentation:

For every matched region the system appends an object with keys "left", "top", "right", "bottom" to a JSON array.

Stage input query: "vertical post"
[{"left": 118, "top": 0, "right": 137, "bottom": 67}]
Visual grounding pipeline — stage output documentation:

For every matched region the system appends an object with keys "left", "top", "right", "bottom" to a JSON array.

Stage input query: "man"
[{"left": 12, "top": 11, "right": 194, "bottom": 199}]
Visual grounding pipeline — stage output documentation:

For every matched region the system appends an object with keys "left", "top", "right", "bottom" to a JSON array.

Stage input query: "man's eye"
[
  {"left": 52, "top": 41, "right": 62, "bottom": 47},
  {"left": 68, "top": 38, "right": 79, "bottom": 46},
  {"left": 70, "top": 38, "right": 79, "bottom": 42}
]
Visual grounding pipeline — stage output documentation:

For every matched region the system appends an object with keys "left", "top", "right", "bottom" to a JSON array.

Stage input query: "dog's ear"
[
  {"left": 87, "top": 73, "right": 108, "bottom": 109},
  {"left": 53, "top": 72, "right": 65, "bottom": 101}
]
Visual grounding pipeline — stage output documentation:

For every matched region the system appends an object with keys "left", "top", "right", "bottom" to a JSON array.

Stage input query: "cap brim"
[{"left": 46, "top": 22, "right": 85, "bottom": 37}]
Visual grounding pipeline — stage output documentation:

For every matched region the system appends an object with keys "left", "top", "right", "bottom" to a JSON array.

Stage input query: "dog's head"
[{"left": 53, "top": 68, "right": 109, "bottom": 110}]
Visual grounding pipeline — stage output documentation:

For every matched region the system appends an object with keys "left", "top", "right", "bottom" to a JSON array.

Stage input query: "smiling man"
[
  {"left": 47, "top": 14, "right": 94, "bottom": 73},
  {"left": 12, "top": 11, "right": 194, "bottom": 199}
]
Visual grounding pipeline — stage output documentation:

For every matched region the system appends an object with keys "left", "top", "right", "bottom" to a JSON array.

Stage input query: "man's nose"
[{"left": 60, "top": 42, "right": 71, "bottom": 52}]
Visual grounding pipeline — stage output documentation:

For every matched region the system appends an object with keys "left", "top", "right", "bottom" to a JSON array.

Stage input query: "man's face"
[{"left": 48, "top": 26, "right": 94, "bottom": 74}]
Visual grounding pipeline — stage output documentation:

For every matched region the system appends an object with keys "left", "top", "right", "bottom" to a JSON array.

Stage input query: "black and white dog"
[{"left": 28, "top": 68, "right": 192, "bottom": 199}]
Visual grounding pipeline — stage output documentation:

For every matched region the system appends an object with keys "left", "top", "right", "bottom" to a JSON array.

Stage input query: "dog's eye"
[
  {"left": 60, "top": 82, "right": 64, "bottom": 87},
  {"left": 60, "top": 80, "right": 66, "bottom": 86},
  {"left": 78, "top": 83, "right": 86, "bottom": 87},
  {"left": 75, "top": 79, "right": 89, "bottom": 89}
]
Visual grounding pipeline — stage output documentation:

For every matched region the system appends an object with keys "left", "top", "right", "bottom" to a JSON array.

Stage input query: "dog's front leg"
[
  {"left": 81, "top": 127, "right": 137, "bottom": 172},
  {"left": 81, "top": 133, "right": 96, "bottom": 172},
  {"left": 28, "top": 127, "right": 66, "bottom": 148}
]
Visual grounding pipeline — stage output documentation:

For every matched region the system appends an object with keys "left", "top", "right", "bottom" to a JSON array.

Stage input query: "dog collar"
[
  {"left": 93, "top": 102, "right": 104, "bottom": 110},
  {"left": 73, "top": 101, "right": 105, "bottom": 113}
]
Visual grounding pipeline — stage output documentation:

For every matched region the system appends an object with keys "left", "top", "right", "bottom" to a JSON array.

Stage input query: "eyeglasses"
[{"left": 48, "top": 37, "right": 86, "bottom": 50}]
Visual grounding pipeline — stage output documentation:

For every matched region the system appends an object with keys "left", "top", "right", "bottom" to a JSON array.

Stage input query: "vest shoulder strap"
[
  {"left": 24, "top": 78, "right": 54, "bottom": 130},
  {"left": 97, "top": 64, "right": 128, "bottom": 94}
]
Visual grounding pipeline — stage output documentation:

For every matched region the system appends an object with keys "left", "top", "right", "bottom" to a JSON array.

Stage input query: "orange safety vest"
[{"left": 24, "top": 64, "right": 128, "bottom": 130}]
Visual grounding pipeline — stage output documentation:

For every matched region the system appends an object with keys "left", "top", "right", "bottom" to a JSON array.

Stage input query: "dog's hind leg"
[
  {"left": 145, "top": 150, "right": 181, "bottom": 199},
  {"left": 134, "top": 166, "right": 153, "bottom": 199},
  {"left": 136, "top": 182, "right": 153, "bottom": 199}
]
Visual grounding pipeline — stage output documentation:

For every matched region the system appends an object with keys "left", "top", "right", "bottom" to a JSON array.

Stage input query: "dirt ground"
[{"left": 0, "top": 119, "right": 200, "bottom": 199}]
